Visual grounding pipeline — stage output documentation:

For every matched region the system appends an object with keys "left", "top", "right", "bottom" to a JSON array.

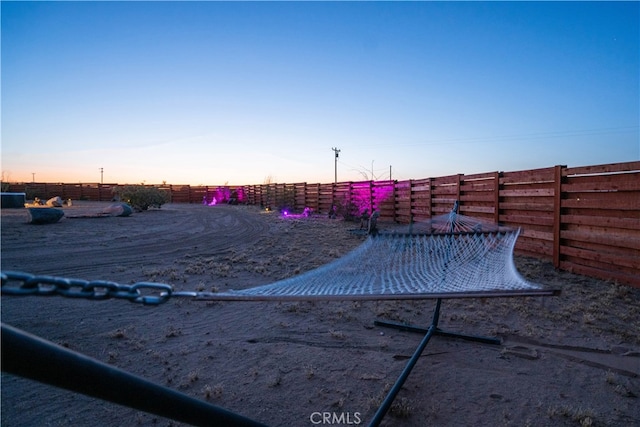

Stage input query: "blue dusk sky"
[{"left": 2, "top": 1, "right": 639, "bottom": 185}]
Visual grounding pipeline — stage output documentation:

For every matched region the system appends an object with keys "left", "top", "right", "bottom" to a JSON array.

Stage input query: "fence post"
[
  {"left": 552, "top": 165, "right": 565, "bottom": 269},
  {"left": 392, "top": 180, "right": 397, "bottom": 223},
  {"left": 332, "top": 182, "right": 336, "bottom": 212},
  {"left": 302, "top": 183, "right": 307, "bottom": 211},
  {"left": 369, "top": 180, "right": 374, "bottom": 214},
  {"left": 493, "top": 171, "right": 501, "bottom": 224},
  {"left": 456, "top": 174, "right": 462, "bottom": 209},
  {"left": 427, "top": 178, "right": 433, "bottom": 217},
  {"left": 409, "top": 179, "right": 414, "bottom": 223}
]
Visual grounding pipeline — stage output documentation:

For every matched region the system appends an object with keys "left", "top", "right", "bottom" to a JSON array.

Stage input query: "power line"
[
  {"left": 338, "top": 160, "right": 390, "bottom": 181},
  {"left": 350, "top": 125, "right": 639, "bottom": 149}
]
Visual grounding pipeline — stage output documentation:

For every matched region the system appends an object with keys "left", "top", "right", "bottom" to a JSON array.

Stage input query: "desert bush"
[
  {"left": 112, "top": 185, "right": 170, "bottom": 211},
  {"left": 334, "top": 198, "right": 360, "bottom": 221},
  {"left": 1, "top": 172, "right": 12, "bottom": 192}
]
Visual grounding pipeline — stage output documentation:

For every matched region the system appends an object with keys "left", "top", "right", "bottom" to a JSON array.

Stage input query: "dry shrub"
[{"left": 112, "top": 185, "right": 170, "bottom": 211}]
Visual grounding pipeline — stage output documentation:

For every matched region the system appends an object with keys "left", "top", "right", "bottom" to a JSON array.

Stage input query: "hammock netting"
[{"left": 209, "top": 211, "right": 544, "bottom": 301}]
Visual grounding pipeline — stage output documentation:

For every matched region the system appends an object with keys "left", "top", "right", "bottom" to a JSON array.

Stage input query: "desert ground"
[{"left": 1, "top": 201, "right": 638, "bottom": 427}]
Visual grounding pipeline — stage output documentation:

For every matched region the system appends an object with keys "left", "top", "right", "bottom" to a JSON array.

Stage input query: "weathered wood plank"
[
  {"left": 563, "top": 171, "right": 640, "bottom": 191},
  {"left": 460, "top": 205, "right": 495, "bottom": 214},
  {"left": 498, "top": 202, "right": 554, "bottom": 211},
  {"left": 460, "top": 193, "right": 495, "bottom": 203},
  {"left": 461, "top": 171, "right": 496, "bottom": 181},
  {"left": 560, "top": 214, "right": 640, "bottom": 231},
  {"left": 519, "top": 229, "right": 553, "bottom": 241},
  {"left": 431, "top": 175, "right": 459, "bottom": 185},
  {"left": 499, "top": 214, "right": 554, "bottom": 227},
  {"left": 563, "top": 161, "right": 640, "bottom": 176},
  {"left": 563, "top": 223, "right": 640, "bottom": 239},
  {"left": 500, "top": 188, "right": 554, "bottom": 197},
  {"left": 461, "top": 205, "right": 496, "bottom": 215},
  {"left": 560, "top": 246, "right": 640, "bottom": 270},
  {"left": 561, "top": 196, "right": 639, "bottom": 210},
  {"left": 559, "top": 260, "right": 640, "bottom": 288},
  {"left": 515, "top": 239, "right": 553, "bottom": 258},
  {"left": 431, "top": 186, "right": 458, "bottom": 196},
  {"left": 431, "top": 197, "right": 458, "bottom": 204},
  {"left": 560, "top": 229, "right": 640, "bottom": 251},
  {"left": 500, "top": 167, "right": 555, "bottom": 184}
]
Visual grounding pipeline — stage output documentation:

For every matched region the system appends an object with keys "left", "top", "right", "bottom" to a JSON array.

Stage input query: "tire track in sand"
[{"left": 1, "top": 203, "right": 271, "bottom": 280}]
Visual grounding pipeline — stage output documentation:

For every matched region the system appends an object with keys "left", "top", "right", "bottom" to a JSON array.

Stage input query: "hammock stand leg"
[
  {"left": 1, "top": 323, "right": 266, "bottom": 427},
  {"left": 368, "top": 298, "right": 500, "bottom": 427},
  {"left": 374, "top": 321, "right": 501, "bottom": 345}
]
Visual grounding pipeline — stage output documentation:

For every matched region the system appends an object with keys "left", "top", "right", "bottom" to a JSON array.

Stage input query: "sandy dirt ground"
[{"left": 1, "top": 201, "right": 639, "bottom": 427}]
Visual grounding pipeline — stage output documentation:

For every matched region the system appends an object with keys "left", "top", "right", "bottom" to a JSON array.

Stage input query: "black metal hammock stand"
[
  {"left": 370, "top": 298, "right": 502, "bottom": 426},
  {"left": 1, "top": 291, "right": 557, "bottom": 427},
  {"left": 1, "top": 204, "right": 560, "bottom": 426},
  {"left": 1, "top": 322, "right": 266, "bottom": 427}
]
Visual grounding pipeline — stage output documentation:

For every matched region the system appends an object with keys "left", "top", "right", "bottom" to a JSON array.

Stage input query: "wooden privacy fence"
[
  {"left": 4, "top": 161, "right": 639, "bottom": 287},
  {"left": 240, "top": 162, "right": 639, "bottom": 287},
  {"left": 4, "top": 182, "right": 119, "bottom": 202}
]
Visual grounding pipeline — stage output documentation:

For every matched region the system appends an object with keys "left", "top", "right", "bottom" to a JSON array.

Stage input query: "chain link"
[{"left": 1, "top": 271, "right": 175, "bottom": 305}]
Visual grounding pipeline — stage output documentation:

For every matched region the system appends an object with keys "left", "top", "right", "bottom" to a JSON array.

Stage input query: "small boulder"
[
  {"left": 46, "top": 196, "right": 64, "bottom": 207},
  {"left": 27, "top": 207, "right": 64, "bottom": 224},
  {"left": 102, "top": 202, "right": 133, "bottom": 217}
]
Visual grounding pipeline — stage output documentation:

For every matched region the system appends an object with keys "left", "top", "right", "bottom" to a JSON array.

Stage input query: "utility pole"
[
  {"left": 332, "top": 147, "right": 341, "bottom": 183},
  {"left": 31, "top": 173, "right": 35, "bottom": 182},
  {"left": 390, "top": 165, "right": 392, "bottom": 181},
  {"left": 99, "top": 167, "right": 103, "bottom": 184}
]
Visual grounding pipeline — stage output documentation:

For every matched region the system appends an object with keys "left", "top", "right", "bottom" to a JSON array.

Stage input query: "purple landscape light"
[{"left": 280, "top": 207, "right": 314, "bottom": 219}]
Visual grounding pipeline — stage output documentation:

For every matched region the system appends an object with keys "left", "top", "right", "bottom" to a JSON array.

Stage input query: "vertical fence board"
[{"left": 553, "top": 165, "right": 564, "bottom": 268}]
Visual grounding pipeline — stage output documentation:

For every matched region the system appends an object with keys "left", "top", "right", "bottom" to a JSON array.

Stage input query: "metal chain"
[{"left": 1, "top": 271, "right": 176, "bottom": 306}]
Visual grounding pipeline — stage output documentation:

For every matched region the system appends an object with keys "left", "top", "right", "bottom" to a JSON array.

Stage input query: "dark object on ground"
[
  {"left": 102, "top": 203, "right": 133, "bottom": 217},
  {"left": 1, "top": 193, "right": 26, "bottom": 209},
  {"left": 46, "top": 196, "right": 64, "bottom": 207},
  {"left": 27, "top": 207, "right": 64, "bottom": 224}
]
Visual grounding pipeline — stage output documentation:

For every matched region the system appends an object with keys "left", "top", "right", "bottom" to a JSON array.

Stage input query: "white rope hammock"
[{"left": 203, "top": 210, "right": 549, "bottom": 301}]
